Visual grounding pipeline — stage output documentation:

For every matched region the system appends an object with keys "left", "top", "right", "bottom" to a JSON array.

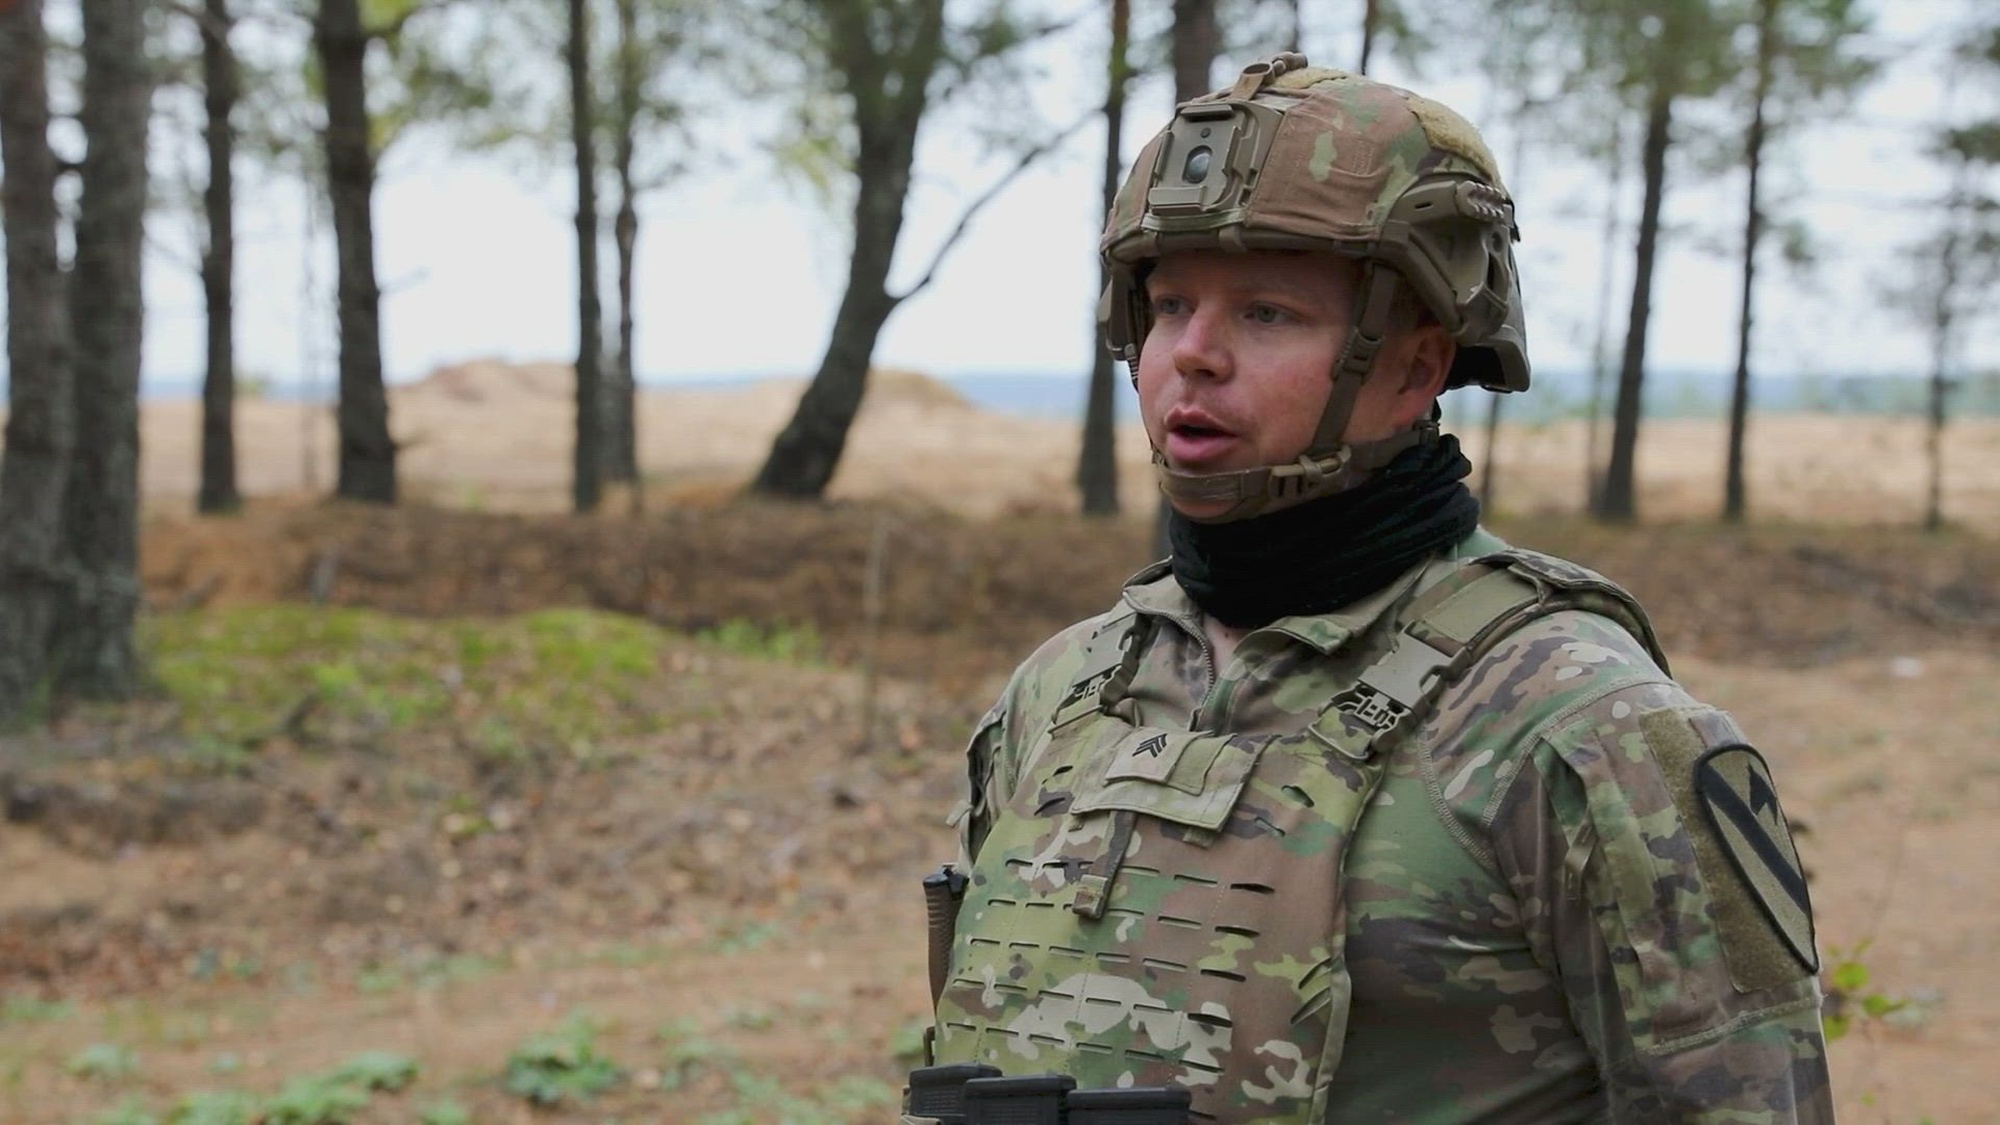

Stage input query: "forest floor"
[{"left": 1, "top": 364, "right": 1997, "bottom": 1123}]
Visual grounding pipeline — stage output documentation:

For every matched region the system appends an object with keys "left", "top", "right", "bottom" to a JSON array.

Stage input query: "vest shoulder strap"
[
  {"left": 1311, "top": 549, "right": 1666, "bottom": 761},
  {"left": 1047, "top": 603, "right": 1143, "bottom": 733}
]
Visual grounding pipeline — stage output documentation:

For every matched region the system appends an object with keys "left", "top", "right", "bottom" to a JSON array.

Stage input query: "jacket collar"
[{"left": 1117, "top": 527, "right": 1507, "bottom": 657}]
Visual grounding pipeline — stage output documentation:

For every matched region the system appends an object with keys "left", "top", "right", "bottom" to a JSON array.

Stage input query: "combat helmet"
[{"left": 1102, "top": 52, "right": 1527, "bottom": 521}]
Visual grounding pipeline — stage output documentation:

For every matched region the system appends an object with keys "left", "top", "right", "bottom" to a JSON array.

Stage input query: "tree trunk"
[
  {"left": 1077, "top": 0, "right": 1129, "bottom": 517},
  {"left": 1479, "top": 392, "right": 1502, "bottom": 511},
  {"left": 1359, "top": 0, "right": 1380, "bottom": 74},
  {"left": 0, "top": 0, "right": 74, "bottom": 726},
  {"left": 569, "top": 0, "right": 603, "bottom": 512},
  {"left": 1171, "top": 0, "right": 1217, "bottom": 103},
  {"left": 1595, "top": 84, "right": 1673, "bottom": 524},
  {"left": 59, "top": 0, "right": 154, "bottom": 701},
  {"left": 1724, "top": 0, "right": 1776, "bottom": 524},
  {"left": 752, "top": 124, "right": 918, "bottom": 497},
  {"left": 751, "top": 0, "right": 940, "bottom": 500},
  {"left": 1924, "top": 175, "right": 1964, "bottom": 533},
  {"left": 1925, "top": 330, "right": 1949, "bottom": 533},
  {"left": 605, "top": 0, "right": 641, "bottom": 489},
  {"left": 1583, "top": 120, "right": 1624, "bottom": 513},
  {"left": 315, "top": 0, "right": 395, "bottom": 503},
  {"left": 198, "top": 0, "right": 241, "bottom": 514}
]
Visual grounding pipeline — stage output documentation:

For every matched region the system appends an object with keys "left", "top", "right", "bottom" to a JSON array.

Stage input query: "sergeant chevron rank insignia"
[{"left": 1695, "top": 744, "right": 1818, "bottom": 974}]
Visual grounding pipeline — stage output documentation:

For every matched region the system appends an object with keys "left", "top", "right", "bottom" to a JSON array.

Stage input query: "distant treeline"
[
  {"left": 924, "top": 369, "right": 2000, "bottom": 424},
  {"left": 1442, "top": 368, "right": 2000, "bottom": 425}
]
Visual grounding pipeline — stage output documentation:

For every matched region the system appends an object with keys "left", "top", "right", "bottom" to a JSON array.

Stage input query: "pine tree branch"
[{"left": 891, "top": 108, "right": 1092, "bottom": 305}]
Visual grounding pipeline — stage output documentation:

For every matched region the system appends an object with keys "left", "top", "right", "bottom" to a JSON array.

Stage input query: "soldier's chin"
[{"left": 1163, "top": 491, "right": 1239, "bottom": 524}]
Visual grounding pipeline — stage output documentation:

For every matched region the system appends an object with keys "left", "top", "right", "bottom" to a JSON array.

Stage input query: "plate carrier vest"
[{"left": 929, "top": 550, "right": 1666, "bottom": 1124}]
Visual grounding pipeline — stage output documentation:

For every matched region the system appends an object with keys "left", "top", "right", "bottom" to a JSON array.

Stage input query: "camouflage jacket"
[{"left": 931, "top": 529, "right": 1831, "bottom": 1123}]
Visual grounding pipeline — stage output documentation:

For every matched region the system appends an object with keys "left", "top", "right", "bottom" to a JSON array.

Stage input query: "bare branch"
[
  {"left": 892, "top": 109, "right": 1093, "bottom": 305},
  {"left": 935, "top": 12, "right": 1085, "bottom": 103}
]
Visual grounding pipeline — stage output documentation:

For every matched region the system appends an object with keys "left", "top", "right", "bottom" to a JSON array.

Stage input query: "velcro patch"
[
  {"left": 1695, "top": 743, "right": 1818, "bottom": 976},
  {"left": 1639, "top": 708, "right": 1818, "bottom": 993}
]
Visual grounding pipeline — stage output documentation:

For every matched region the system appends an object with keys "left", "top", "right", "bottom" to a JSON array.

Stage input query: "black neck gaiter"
[{"left": 1168, "top": 435, "right": 1482, "bottom": 629}]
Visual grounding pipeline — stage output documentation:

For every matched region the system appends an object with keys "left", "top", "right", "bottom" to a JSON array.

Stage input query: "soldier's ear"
[{"left": 1399, "top": 324, "right": 1455, "bottom": 401}]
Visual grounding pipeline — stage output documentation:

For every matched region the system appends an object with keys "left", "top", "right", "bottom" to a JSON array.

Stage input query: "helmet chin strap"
[{"left": 1152, "top": 264, "right": 1438, "bottom": 525}]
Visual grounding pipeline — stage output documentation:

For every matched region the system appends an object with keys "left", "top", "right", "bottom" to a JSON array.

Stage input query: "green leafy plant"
[
  {"left": 1821, "top": 941, "right": 1909, "bottom": 1041},
  {"left": 327, "top": 1050, "right": 418, "bottom": 1092},
  {"left": 253, "top": 1050, "right": 418, "bottom": 1124},
  {"left": 67, "top": 1042, "right": 140, "bottom": 1081},
  {"left": 504, "top": 1014, "right": 623, "bottom": 1105},
  {"left": 260, "top": 1074, "right": 370, "bottom": 1125},
  {"left": 168, "top": 1090, "right": 258, "bottom": 1125}
]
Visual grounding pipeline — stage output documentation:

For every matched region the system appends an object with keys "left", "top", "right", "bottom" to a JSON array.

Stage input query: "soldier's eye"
[
  {"left": 1151, "top": 295, "right": 1188, "bottom": 317},
  {"left": 1248, "top": 303, "right": 1289, "bottom": 325}
]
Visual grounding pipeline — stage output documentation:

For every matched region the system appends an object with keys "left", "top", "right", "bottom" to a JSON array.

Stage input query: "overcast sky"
[{"left": 11, "top": 0, "right": 1999, "bottom": 396}]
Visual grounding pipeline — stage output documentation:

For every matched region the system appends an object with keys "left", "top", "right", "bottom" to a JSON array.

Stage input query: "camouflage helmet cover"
[{"left": 1101, "top": 58, "right": 1529, "bottom": 395}]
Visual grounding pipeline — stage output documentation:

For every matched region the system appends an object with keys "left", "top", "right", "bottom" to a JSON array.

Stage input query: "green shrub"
[
  {"left": 251, "top": 1050, "right": 418, "bottom": 1124},
  {"left": 504, "top": 1014, "right": 623, "bottom": 1106},
  {"left": 260, "top": 1074, "right": 370, "bottom": 1125},
  {"left": 326, "top": 1050, "right": 418, "bottom": 1092}
]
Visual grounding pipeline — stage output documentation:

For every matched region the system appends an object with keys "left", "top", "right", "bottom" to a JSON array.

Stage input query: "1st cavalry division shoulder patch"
[{"left": 1694, "top": 743, "right": 1818, "bottom": 975}]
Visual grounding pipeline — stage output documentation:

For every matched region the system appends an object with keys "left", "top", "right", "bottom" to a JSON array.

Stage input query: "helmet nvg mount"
[{"left": 1102, "top": 52, "right": 1528, "bottom": 522}]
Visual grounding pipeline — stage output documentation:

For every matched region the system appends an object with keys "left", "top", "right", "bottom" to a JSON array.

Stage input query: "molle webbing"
[{"left": 932, "top": 550, "right": 1659, "bottom": 1124}]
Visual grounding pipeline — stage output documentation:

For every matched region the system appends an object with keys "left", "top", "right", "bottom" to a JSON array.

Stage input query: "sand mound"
[
  {"left": 399, "top": 357, "right": 573, "bottom": 405},
  {"left": 6, "top": 356, "right": 1990, "bottom": 529},
  {"left": 865, "top": 367, "right": 975, "bottom": 411}
]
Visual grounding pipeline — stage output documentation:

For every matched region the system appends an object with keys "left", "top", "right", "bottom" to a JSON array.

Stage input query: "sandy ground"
[
  {"left": 2, "top": 360, "right": 1996, "bottom": 1121},
  {"left": 107, "top": 358, "right": 2000, "bottom": 529},
  {"left": 1, "top": 641, "right": 1993, "bottom": 1123}
]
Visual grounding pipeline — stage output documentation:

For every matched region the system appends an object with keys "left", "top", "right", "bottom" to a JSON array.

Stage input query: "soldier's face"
[{"left": 1138, "top": 250, "right": 1443, "bottom": 520}]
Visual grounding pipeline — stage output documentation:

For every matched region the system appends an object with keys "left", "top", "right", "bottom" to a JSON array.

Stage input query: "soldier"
[{"left": 921, "top": 55, "right": 1832, "bottom": 1123}]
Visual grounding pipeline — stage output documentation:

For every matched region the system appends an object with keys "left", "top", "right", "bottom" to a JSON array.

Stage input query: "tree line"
[{"left": 1, "top": 0, "right": 1996, "bottom": 730}]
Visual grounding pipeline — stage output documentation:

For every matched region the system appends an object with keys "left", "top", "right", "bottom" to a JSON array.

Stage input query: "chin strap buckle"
[{"left": 1270, "top": 447, "right": 1352, "bottom": 501}]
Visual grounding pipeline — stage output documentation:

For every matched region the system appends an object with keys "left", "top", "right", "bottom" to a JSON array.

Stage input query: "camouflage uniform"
[
  {"left": 929, "top": 530, "right": 1832, "bottom": 1122},
  {"left": 922, "top": 56, "right": 1829, "bottom": 1124}
]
